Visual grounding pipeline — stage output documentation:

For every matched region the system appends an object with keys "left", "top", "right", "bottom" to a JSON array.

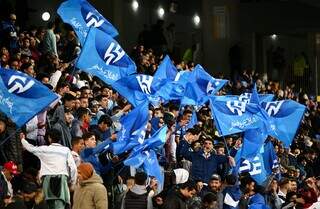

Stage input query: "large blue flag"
[
  {"left": 111, "top": 74, "right": 161, "bottom": 107},
  {"left": 112, "top": 101, "right": 149, "bottom": 154},
  {"left": 153, "top": 55, "right": 178, "bottom": 85},
  {"left": 261, "top": 100, "right": 305, "bottom": 147},
  {"left": 209, "top": 98, "right": 265, "bottom": 136},
  {"left": 0, "top": 68, "right": 59, "bottom": 127},
  {"left": 190, "top": 65, "right": 228, "bottom": 96},
  {"left": 57, "top": 0, "right": 118, "bottom": 45},
  {"left": 124, "top": 126, "right": 168, "bottom": 186},
  {"left": 181, "top": 65, "right": 228, "bottom": 106},
  {"left": 76, "top": 27, "right": 136, "bottom": 85},
  {"left": 211, "top": 93, "right": 274, "bottom": 104},
  {"left": 235, "top": 141, "right": 278, "bottom": 185}
]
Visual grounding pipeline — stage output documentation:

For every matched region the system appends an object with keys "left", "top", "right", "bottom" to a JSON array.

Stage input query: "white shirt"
[
  {"left": 1, "top": 172, "right": 13, "bottom": 197},
  {"left": 71, "top": 150, "right": 81, "bottom": 167},
  {"left": 21, "top": 139, "right": 77, "bottom": 185}
]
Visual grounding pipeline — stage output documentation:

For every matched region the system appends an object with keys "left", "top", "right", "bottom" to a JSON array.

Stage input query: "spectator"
[
  {"left": 72, "top": 163, "right": 108, "bottom": 209},
  {"left": 0, "top": 161, "right": 19, "bottom": 207},
  {"left": 20, "top": 129, "right": 77, "bottom": 209},
  {"left": 42, "top": 21, "right": 58, "bottom": 57},
  {"left": 121, "top": 172, "right": 154, "bottom": 209},
  {"left": 162, "top": 180, "right": 197, "bottom": 209},
  {"left": 71, "top": 137, "right": 85, "bottom": 167}
]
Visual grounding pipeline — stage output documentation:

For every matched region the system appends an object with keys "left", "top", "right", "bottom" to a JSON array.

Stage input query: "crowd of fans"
[{"left": 0, "top": 13, "right": 320, "bottom": 209}]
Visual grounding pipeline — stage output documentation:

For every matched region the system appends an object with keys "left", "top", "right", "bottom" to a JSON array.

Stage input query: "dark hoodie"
[{"left": 52, "top": 106, "right": 72, "bottom": 148}]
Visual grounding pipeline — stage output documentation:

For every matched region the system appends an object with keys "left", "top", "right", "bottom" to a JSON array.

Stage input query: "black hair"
[
  {"left": 98, "top": 114, "right": 113, "bottom": 127},
  {"left": 134, "top": 172, "right": 147, "bottom": 185},
  {"left": 71, "top": 137, "right": 83, "bottom": 147},
  {"left": 46, "top": 129, "right": 61, "bottom": 143},
  {"left": 47, "top": 21, "right": 55, "bottom": 29},
  {"left": 202, "top": 192, "right": 217, "bottom": 205},
  {"left": 180, "top": 180, "right": 197, "bottom": 191},
  {"left": 83, "top": 132, "right": 95, "bottom": 141},
  {"left": 62, "top": 93, "right": 76, "bottom": 103},
  {"left": 76, "top": 107, "right": 89, "bottom": 119},
  {"left": 225, "top": 174, "right": 237, "bottom": 185}
]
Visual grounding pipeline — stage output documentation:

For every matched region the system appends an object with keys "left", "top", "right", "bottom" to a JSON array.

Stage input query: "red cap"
[{"left": 4, "top": 161, "right": 18, "bottom": 175}]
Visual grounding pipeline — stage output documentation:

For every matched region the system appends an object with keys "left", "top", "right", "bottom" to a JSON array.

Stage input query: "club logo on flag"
[
  {"left": 136, "top": 75, "right": 153, "bottom": 94},
  {"left": 95, "top": 32, "right": 127, "bottom": 67},
  {"left": 103, "top": 42, "right": 125, "bottom": 65},
  {"left": 85, "top": 11, "right": 105, "bottom": 27},
  {"left": 239, "top": 93, "right": 251, "bottom": 103},
  {"left": 226, "top": 101, "right": 246, "bottom": 116},
  {"left": 239, "top": 156, "right": 262, "bottom": 175},
  {"left": 265, "top": 101, "right": 284, "bottom": 116},
  {"left": 206, "top": 81, "right": 216, "bottom": 94},
  {"left": 7, "top": 75, "right": 35, "bottom": 94}
]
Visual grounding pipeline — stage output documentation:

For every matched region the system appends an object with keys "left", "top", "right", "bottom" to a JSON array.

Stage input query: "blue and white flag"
[
  {"left": 57, "top": 0, "right": 118, "bottom": 45},
  {"left": 181, "top": 65, "right": 227, "bottom": 106},
  {"left": 112, "top": 101, "right": 149, "bottom": 154},
  {"left": 111, "top": 74, "right": 161, "bottom": 107},
  {"left": 124, "top": 126, "right": 168, "bottom": 186},
  {"left": 0, "top": 68, "right": 59, "bottom": 127},
  {"left": 76, "top": 27, "right": 136, "bottom": 85},
  {"left": 211, "top": 93, "right": 274, "bottom": 104},
  {"left": 190, "top": 65, "right": 228, "bottom": 96},
  {"left": 235, "top": 141, "right": 278, "bottom": 185},
  {"left": 261, "top": 100, "right": 305, "bottom": 147},
  {"left": 153, "top": 55, "right": 178, "bottom": 86},
  {"left": 209, "top": 98, "right": 264, "bottom": 136}
]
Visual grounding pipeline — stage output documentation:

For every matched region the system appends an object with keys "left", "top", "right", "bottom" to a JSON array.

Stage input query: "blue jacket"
[
  {"left": 248, "top": 193, "right": 270, "bottom": 209},
  {"left": 80, "top": 139, "right": 112, "bottom": 175},
  {"left": 182, "top": 147, "right": 228, "bottom": 183}
]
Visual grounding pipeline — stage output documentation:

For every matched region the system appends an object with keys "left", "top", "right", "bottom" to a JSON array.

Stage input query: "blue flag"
[
  {"left": 153, "top": 55, "right": 178, "bottom": 85},
  {"left": 242, "top": 128, "right": 268, "bottom": 159},
  {"left": 180, "top": 82, "right": 201, "bottom": 106},
  {"left": 211, "top": 93, "right": 274, "bottom": 104},
  {"left": 190, "top": 65, "right": 228, "bottom": 96},
  {"left": 187, "top": 111, "right": 198, "bottom": 129},
  {"left": 124, "top": 126, "right": 168, "bottom": 186},
  {"left": 57, "top": 0, "right": 118, "bottom": 45},
  {"left": 209, "top": 98, "right": 265, "bottom": 136},
  {"left": 76, "top": 27, "right": 136, "bottom": 85},
  {"left": 235, "top": 141, "right": 278, "bottom": 185},
  {"left": 181, "top": 65, "right": 227, "bottom": 106},
  {"left": 111, "top": 74, "right": 161, "bottom": 107},
  {"left": 261, "top": 100, "right": 306, "bottom": 147},
  {"left": 112, "top": 101, "right": 149, "bottom": 154},
  {"left": 0, "top": 68, "right": 59, "bottom": 127}
]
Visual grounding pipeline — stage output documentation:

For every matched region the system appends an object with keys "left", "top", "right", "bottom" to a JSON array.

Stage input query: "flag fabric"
[
  {"left": 186, "top": 111, "right": 198, "bottom": 129},
  {"left": 0, "top": 68, "right": 59, "bottom": 127},
  {"left": 57, "top": 0, "right": 118, "bottom": 45},
  {"left": 211, "top": 93, "right": 274, "bottom": 104},
  {"left": 180, "top": 82, "right": 201, "bottom": 106},
  {"left": 76, "top": 27, "right": 136, "bottom": 85},
  {"left": 112, "top": 101, "right": 149, "bottom": 154},
  {"left": 209, "top": 98, "right": 265, "bottom": 136},
  {"left": 261, "top": 100, "right": 306, "bottom": 147},
  {"left": 235, "top": 141, "right": 278, "bottom": 185},
  {"left": 242, "top": 128, "right": 268, "bottom": 159},
  {"left": 111, "top": 74, "right": 161, "bottom": 107},
  {"left": 181, "top": 65, "right": 227, "bottom": 106},
  {"left": 124, "top": 126, "right": 168, "bottom": 186},
  {"left": 153, "top": 55, "right": 178, "bottom": 86},
  {"left": 190, "top": 65, "right": 228, "bottom": 96}
]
